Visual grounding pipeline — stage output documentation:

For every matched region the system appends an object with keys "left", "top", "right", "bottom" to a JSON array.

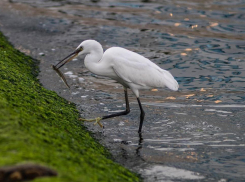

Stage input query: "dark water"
[{"left": 0, "top": 0, "right": 245, "bottom": 181}]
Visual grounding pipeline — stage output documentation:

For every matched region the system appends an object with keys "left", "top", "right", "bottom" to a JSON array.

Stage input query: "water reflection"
[{"left": 136, "top": 133, "right": 144, "bottom": 157}]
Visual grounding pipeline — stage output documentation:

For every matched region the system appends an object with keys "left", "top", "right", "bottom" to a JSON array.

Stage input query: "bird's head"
[
  {"left": 52, "top": 40, "right": 102, "bottom": 88},
  {"left": 54, "top": 40, "right": 102, "bottom": 69}
]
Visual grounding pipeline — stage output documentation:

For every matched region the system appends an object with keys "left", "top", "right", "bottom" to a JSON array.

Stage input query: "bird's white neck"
[{"left": 84, "top": 48, "right": 104, "bottom": 75}]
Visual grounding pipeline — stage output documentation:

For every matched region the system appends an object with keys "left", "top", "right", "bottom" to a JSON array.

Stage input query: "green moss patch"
[{"left": 0, "top": 32, "right": 139, "bottom": 182}]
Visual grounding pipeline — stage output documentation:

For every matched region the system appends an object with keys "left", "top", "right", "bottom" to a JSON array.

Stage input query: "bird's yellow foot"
[{"left": 79, "top": 117, "right": 103, "bottom": 128}]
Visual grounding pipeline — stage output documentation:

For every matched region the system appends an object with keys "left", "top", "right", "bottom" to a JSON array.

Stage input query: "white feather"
[{"left": 78, "top": 40, "right": 179, "bottom": 97}]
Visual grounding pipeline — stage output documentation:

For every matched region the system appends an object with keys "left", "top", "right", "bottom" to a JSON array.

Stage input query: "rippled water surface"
[{"left": 0, "top": 0, "right": 244, "bottom": 181}]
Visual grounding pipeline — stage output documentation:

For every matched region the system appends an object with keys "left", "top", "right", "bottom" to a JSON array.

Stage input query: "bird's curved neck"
[{"left": 84, "top": 49, "right": 103, "bottom": 75}]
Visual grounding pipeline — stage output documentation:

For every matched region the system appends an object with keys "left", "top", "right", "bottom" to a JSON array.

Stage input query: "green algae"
[{"left": 0, "top": 32, "right": 139, "bottom": 182}]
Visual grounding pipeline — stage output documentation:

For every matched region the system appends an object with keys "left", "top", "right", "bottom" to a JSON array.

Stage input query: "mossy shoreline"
[{"left": 0, "top": 32, "right": 139, "bottom": 182}]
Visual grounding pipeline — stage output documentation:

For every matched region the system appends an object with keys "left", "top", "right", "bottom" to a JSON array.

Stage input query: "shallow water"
[{"left": 0, "top": 0, "right": 244, "bottom": 181}]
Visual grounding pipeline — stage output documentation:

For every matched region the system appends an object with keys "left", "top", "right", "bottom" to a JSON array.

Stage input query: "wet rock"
[{"left": 0, "top": 164, "right": 57, "bottom": 182}]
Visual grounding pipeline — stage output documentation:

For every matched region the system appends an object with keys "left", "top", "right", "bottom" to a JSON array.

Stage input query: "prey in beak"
[{"left": 52, "top": 48, "right": 82, "bottom": 88}]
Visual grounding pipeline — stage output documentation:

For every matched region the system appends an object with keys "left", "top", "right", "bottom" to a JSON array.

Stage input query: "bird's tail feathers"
[{"left": 161, "top": 70, "right": 179, "bottom": 91}]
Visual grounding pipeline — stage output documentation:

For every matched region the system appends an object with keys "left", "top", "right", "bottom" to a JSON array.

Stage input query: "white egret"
[{"left": 53, "top": 40, "right": 179, "bottom": 133}]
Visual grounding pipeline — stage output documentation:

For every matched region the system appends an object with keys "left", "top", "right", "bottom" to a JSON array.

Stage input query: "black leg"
[
  {"left": 102, "top": 89, "right": 130, "bottom": 120},
  {"left": 137, "top": 97, "right": 145, "bottom": 133}
]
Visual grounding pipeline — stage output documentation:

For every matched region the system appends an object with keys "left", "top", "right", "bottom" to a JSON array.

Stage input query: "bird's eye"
[{"left": 76, "top": 46, "right": 83, "bottom": 53}]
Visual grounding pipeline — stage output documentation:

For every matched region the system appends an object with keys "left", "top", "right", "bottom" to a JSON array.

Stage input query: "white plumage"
[
  {"left": 80, "top": 40, "right": 179, "bottom": 96},
  {"left": 55, "top": 39, "right": 179, "bottom": 133}
]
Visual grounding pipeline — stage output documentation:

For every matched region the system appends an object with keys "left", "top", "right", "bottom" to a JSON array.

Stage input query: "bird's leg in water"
[
  {"left": 101, "top": 89, "right": 130, "bottom": 120},
  {"left": 137, "top": 97, "right": 145, "bottom": 133},
  {"left": 79, "top": 89, "right": 130, "bottom": 127}
]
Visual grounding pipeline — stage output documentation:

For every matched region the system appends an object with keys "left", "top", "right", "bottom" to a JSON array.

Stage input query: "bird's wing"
[
  {"left": 112, "top": 57, "right": 179, "bottom": 91},
  {"left": 105, "top": 47, "right": 160, "bottom": 68}
]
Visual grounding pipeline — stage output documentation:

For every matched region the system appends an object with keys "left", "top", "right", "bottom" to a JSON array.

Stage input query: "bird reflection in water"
[{"left": 136, "top": 133, "right": 144, "bottom": 157}]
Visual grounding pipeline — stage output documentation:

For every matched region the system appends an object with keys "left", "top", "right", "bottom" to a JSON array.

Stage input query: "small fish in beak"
[
  {"left": 52, "top": 65, "right": 70, "bottom": 89},
  {"left": 52, "top": 48, "right": 81, "bottom": 88}
]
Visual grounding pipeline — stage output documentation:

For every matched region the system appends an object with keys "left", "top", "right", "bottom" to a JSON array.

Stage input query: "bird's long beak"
[
  {"left": 52, "top": 48, "right": 81, "bottom": 89},
  {"left": 54, "top": 49, "right": 80, "bottom": 69}
]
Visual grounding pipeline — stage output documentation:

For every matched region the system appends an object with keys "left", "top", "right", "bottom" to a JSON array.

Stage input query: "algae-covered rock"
[{"left": 0, "top": 32, "right": 139, "bottom": 182}]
